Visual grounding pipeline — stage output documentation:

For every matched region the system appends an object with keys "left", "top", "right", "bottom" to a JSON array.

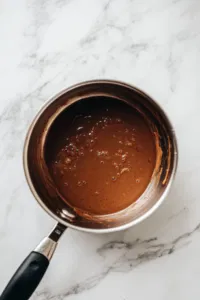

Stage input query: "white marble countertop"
[{"left": 1, "top": 0, "right": 200, "bottom": 299}]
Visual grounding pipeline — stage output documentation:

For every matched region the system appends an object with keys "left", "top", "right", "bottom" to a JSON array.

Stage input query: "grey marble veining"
[
  {"left": 1, "top": 0, "right": 200, "bottom": 299},
  {"left": 30, "top": 221, "right": 200, "bottom": 299}
]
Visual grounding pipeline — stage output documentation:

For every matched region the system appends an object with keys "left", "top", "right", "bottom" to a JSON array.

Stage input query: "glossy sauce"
[{"left": 47, "top": 99, "right": 156, "bottom": 215}]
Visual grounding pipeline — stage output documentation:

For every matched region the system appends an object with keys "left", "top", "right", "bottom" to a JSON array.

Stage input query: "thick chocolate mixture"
[{"left": 47, "top": 99, "right": 156, "bottom": 215}]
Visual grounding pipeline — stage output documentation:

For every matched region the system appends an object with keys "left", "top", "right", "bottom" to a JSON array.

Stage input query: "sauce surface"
[{"left": 47, "top": 99, "right": 156, "bottom": 215}]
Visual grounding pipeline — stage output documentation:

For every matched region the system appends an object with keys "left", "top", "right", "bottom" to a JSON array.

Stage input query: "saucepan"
[{"left": 1, "top": 80, "right": 178, "bottom": 300}]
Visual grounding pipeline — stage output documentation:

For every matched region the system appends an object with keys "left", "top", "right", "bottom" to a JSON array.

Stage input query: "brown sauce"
[{"left": 47, "top": 98, "right": 156, "bottom": 215}]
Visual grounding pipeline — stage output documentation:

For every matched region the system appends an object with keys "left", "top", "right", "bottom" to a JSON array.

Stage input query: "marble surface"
[{"left": 0, "top": 0, "right": 200, "bottom": 299}]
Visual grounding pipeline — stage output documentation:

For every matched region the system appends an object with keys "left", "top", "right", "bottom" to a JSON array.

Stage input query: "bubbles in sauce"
[{"left": 47, "top": 100, "right": 156, "bottom": 215}]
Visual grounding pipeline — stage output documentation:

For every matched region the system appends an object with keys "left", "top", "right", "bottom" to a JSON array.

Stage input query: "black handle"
[{"left": 0, "top": 251, "right": 49, "bottom": 300}]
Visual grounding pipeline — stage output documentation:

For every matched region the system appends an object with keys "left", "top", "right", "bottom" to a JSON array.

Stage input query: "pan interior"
[{"left": 24, "top": 81, "right": 177, "bottom": 231}]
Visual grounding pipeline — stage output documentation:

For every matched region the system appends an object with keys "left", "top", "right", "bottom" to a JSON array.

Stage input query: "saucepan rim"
[{"left": 23, "top": 79, "right": 178, "bottom": 233}]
